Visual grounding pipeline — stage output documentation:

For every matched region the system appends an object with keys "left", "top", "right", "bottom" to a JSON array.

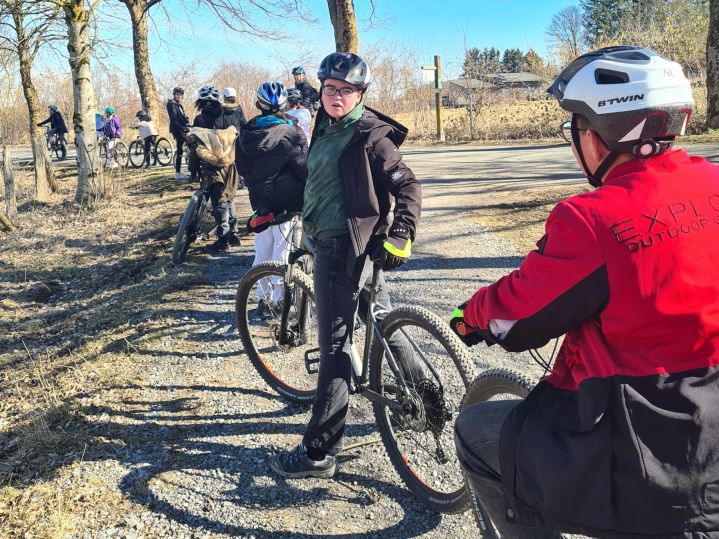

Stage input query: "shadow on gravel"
[{"left": 409, "top": 255, "right": 525, "bottom": 271}]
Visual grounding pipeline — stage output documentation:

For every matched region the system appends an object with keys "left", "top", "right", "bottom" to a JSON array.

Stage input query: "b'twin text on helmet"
[{"left": 548, "top": 46, "right": 694, "bottom": 156}]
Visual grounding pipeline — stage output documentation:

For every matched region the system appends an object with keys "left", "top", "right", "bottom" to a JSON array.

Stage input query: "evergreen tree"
[
  {"left": 501, "top": 48, "right": 527, "bottom": 72},
  {"left": 524, "top": 49, "right": 546, "bottom": 74},
  {"left": 462, "top": 46, "right": 501, "bottom": 77},
  {"left": 581, "top": 0, "right": 633, "bottom": 46}
]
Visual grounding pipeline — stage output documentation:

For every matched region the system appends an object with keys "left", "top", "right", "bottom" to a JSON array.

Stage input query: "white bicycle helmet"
[
  {"left": 256, "top": 82, "right": 288, "bottom": 113},
  {"left": 198, "top": 85, "right": 221, "bottom": 102},
  {"left": 548, "top": 46, "right": 694, "bottom": 184},
  {"left": 223, "top": 87, "right": 237, "bottom": 99}
]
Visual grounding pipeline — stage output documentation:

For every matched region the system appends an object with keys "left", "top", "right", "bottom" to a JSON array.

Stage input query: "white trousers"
[{"left": 253, "top": 220, "right": 295, "bottom": 303}]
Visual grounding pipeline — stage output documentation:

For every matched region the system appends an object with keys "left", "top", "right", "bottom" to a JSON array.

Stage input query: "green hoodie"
[{"left": 302, "top": 104, "right": 365, "bottom": 237}]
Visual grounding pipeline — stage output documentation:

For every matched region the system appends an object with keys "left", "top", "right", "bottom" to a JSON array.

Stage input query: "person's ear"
[{"left": 586, "top": 129, "right": 609, "bottom": 162}]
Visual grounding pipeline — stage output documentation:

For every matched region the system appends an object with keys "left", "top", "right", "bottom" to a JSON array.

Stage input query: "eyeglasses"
[
  {"left": 559, "top": 120, "right": 588, "bottom": 143},
  {"left": 322, "top": 85, "right": 359, "bottom": 98}
]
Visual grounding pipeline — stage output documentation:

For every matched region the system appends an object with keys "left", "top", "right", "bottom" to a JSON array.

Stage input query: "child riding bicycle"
[{"left": 451, "top": 46, "right": 719, "bottom": 538}]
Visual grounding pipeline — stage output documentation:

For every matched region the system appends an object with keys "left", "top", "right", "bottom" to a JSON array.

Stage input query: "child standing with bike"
[
  {"left": 269, "top": 52, "right": 423, "bottom": 479},
  {"left": 236, "top": 82, "right": 307, "bottom": 313},
  {"left": 130, "top": 111, "right": 158, "bottom": 168},
  {"left": 102, "top": 107, "right": 122, "bottom": 168}
]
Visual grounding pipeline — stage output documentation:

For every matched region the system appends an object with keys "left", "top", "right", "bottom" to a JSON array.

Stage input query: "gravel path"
[{"left": 59, "top": 144, "right": 614, "bottom": 538}]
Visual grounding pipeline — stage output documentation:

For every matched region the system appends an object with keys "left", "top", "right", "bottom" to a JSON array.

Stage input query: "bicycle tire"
[
  {"left": 155, "top": 137, "right": 173, "bottom": 167},
  {"left": 172, "top": 190, "right": 204, "bottom": 265},
  {"left": 128, "top": 140, "right": 145, "bottom": 168},
  {"left": 460, "top": 368, "right": 533, "bottom": 538},
  {"left": 114, "top": 141, "right": 129, "bottom": 168},
  {"left": 369, "top": 305, "right": 476, "bottom": 514},
  {"left": 236, "top": 261, "right": 318, "bottom": 404}
]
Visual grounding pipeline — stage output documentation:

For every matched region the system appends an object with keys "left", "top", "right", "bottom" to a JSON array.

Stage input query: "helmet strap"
[{"left": 571, "top": 115, "right": 620, "bottom": 188}]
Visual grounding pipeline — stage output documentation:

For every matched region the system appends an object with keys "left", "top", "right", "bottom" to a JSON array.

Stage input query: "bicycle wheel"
[
  {"left": 128, "top": 140, "right": 145, "bottom": 168},
  {"left": 236, "top": 261, "right": 318, "bottom": 403},
  {"left": 154, "top": 137, "right": 174, "bottom": 167},
  {"left": 172, "top": 190, "right": 206, "bottom": 265},
  {"left": 460, "top": 368, "right": 533, "bottom": 538},
  {"left": 114, "top": 141, "right": 129, "bottom": 168},
  {"left": 369, "top": 305, "right": 476, "bottom": 513}
]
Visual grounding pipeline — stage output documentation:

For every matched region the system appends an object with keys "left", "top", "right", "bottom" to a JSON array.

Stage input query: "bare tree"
[
  {"left": 707, "top": 0, "right": 719, "bottom": 127},
  {"left": 0, "top": 0, "right": 61, "bottom": 202},
  {"left": 118, "top": 0, "right": 311, "bottom": 129},
  {"left": 327, "top": 0, "right": 358, "bottom": 53},
  {"left": 546, "top": 5, "right": 585, "bottom": 65},
  {"left": 119, "top": 0, "right": 160, "bottom": 120},
  {"left": 50, "top": 0, "right": 105, "bottom": 204}
]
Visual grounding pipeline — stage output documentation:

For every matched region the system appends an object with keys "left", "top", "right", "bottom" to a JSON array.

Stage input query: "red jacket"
[{"left": 465, "top": 149, "right": 719, "bottom": 537}]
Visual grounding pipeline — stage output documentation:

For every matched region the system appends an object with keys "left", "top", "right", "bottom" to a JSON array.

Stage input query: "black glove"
[
  {"left": 371, "top": 224, "right": 412, "bottom": 271},
  {"left": 449, "top": 302, "right": 484, "bottom": 347}
]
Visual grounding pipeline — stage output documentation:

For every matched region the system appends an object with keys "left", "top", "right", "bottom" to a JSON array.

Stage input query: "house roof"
[
  {"left": 446, "top": 78, "right": 496, "bottom": 90},
  {"left": 484, "top": 72, "right": 547, "bottom": 84}
]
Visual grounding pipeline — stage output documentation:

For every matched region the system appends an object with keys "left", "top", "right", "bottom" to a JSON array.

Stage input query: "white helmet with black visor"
[{"left": 548, "top": 46, "right": 694, "bottom": 186}]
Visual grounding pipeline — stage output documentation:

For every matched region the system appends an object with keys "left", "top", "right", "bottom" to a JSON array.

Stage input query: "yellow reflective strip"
[{"left": 384, "top": 238, "right": 412, "bottom": 258}]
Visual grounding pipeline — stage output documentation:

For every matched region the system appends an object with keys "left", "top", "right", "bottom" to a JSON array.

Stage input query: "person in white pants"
[{"left": 252, "top": 218, "right": 297, "bottom": 305}]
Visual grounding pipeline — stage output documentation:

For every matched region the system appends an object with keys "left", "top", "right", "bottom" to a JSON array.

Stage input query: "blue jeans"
[
  {"left": 302, "top": 231, "right": 420, "bottom": 454},
  {"left": 454, "top": 401, "right": 561, "bottom": 538}
]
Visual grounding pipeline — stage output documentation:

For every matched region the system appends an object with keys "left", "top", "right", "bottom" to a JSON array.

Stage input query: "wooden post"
[
  {"left": 2, "top": 145, "right": 17, "bottom": 221},
  {"left": 434, "top": 55, "right": 445, "bottom": 142}
]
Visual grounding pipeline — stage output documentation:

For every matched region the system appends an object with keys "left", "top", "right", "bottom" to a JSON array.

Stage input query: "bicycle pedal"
[{"left": 304, "top": 347, "right": 320, "bottom": 375}]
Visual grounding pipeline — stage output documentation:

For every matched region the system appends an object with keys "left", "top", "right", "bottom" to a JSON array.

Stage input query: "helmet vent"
[
  {"left": 611, "top": 50, "right": 650, "bottom": 61},
  {"left": 595, "top": 69, "right": 629, "bottom": 84}
]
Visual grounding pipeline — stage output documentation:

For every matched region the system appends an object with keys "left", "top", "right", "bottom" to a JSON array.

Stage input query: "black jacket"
[
  {"left": 236, "top": 115, "right": 307, "bottom": 215},
  {"left": 222, "top": 104, "right": 247, "bottom": 131},
  {"left": 193, "top": 101, "right": 246, "bottom": 130},
  {"left": 309, "top": 106, "right": 421, "bottom": 258},
  {"left": 295, "top": 80, "right": 319, "bottom": 112},
  {"left": 166, "top": 99, "right": 189, "bottom": 138},
  {"left": 37, "top": 111, "right": 67, "bottom": 134}
]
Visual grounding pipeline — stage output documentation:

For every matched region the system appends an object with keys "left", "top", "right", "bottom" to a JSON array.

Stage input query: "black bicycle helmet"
[
  {"left": 287, "top": 88, "right": 302, "bottom": 105},
  {"left": 317, "top": 52, "right": 371, "bottom": 90}
]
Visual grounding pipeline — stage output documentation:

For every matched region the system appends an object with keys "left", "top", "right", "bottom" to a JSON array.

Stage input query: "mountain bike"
[
  {"left": 171, "top": 171, "right": 219, "bottom": 265},
  {"left": 128, "top": 134, "right": 174, "bottom": 168},
  {"left": 98, "top": 136, "right": 129, "bottom": 168},
  {"left": 45, "top": 128, "right": 67, "bottom": 160},
  {"left": 236, "top": 247, "right": 476, "bottom": 513},
  {"left": 459, "top": 341, "right": 561, "bottom": 537}
]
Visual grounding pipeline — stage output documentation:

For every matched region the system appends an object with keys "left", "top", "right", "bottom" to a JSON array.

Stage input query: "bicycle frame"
[{"left": 280, "top": 254, "right": 445, "bottom": 417}]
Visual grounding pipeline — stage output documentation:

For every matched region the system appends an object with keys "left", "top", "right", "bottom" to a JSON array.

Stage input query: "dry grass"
[
  {"left": 399, "top": 86, "right": 715, "bottom": 143},
  {"left": 0, "top": 162, "right": 213, "bottom": 537}
]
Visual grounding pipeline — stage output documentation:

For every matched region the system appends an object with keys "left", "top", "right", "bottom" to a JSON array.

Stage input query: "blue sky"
[{"left": 92, "top": 0, "right": 579, "bottom": 81}]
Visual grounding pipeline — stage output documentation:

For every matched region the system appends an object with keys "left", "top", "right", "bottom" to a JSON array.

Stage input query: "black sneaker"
[
  {"left": 209, "top": 237, "right": 229, "bottom": 252},
  {"left": 227, "top": 233, "right": 241, "bottom": 247},
  {"left": 269, "top": 444, "right": 337, "bottom": 479}
]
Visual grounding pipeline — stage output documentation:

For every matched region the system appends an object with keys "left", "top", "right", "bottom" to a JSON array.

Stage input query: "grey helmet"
[
  {"left": 197, "top": 85, "right": 221, "bottom": 102},
  {"left": 317, "top": 52, "right": 371, "bottom": 90}
]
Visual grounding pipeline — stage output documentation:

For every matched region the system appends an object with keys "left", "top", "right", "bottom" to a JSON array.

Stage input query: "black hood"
[{"left": 240, "top": 116, "right": 296, "bottom": 157}]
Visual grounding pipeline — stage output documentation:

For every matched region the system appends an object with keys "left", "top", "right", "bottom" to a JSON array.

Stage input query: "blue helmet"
[
  {"left": 292, "top": 66, "right": 305, "bottom": 75},
  {"left": 256, "top": 82, "right": 288, "bottom": 113},
  {"left": 48, "top": 105, "right": 58, "bottom": 111}
]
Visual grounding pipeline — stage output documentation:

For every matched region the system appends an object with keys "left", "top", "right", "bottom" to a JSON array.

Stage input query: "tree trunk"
[
  {"left": 2, "top": 145, "right": 18, "bottom": 221},
  {"left": 124, "top": 0, "right": 159, "bottom": 121},
  {"left": 707, "top": 0, "right": 719, "bottom": 129},
  {"left": 326, "top": 0, "right": 359, "bottom": 53},
  {"left": 63, "top": 1, "right": 105, "bottom": 204},
  {"left": 12, "top": 9, "right": 55, "bottom": 201},
  {"left": 37, "top": 135, "right": 57, "bottom": 190}
]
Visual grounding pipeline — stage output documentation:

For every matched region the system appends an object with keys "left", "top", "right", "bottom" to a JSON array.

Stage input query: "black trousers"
[
  {"left": 173, "top": 135, "right": 184, "bottom": 173},
  {"left": 143, "top": 135, "right": 157, "bottom": 166},
  {"left": 302, "top": 232, "right": 422, "bottom": 455},
  {"left": 454, "top": 401, "right": 561, "bottom": 538}
]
